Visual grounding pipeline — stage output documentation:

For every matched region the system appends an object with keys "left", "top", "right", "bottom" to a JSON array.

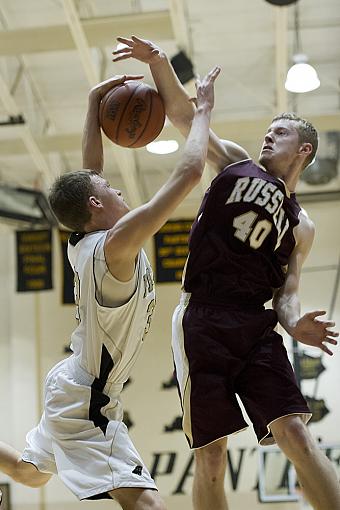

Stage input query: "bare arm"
[
  {"left": 82, "top": 91, "right": 104, "bottom": 173},
  {"left": 113, "top": 36, "right": 249, "bottom": 172},
  {"left": 104, "top": 66, "right": 221, "bottom": 281},
  {"left": 273, "top": 212, "right": 338, "bottom": 355},
  {"left": 82, "top": 74, "right": 143, "bottom": 173}
]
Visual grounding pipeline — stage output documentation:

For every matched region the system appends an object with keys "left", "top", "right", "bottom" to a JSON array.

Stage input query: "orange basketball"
[{"left": 99, "top": 81, "right": 165, "bottom": 148}]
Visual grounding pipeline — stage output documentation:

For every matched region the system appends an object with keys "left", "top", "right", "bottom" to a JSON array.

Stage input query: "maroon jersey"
[{"left": 183, "top": 159, "right": 302, "bottom": 307}]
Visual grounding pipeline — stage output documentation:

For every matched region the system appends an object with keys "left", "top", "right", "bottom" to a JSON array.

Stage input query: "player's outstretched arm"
[
  {"left": 273, "top": 214, "right": 338, "bottom": 355},
  {"left": 113, "top": 36, "right": 193, "bottom": 128},
  {"left": 82, "top": 74, "right": 143, "bottom": 173},
  {"left": 104, "top": 66, "right": 220, "bottom": 281},
  {"left": 113, "top": 36, "right": 249, "bottom": 172}
]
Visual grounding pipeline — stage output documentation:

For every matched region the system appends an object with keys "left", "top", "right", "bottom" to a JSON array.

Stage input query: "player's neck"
[{"left": 280, "top": 172, "right": 300, "bottom": 193}]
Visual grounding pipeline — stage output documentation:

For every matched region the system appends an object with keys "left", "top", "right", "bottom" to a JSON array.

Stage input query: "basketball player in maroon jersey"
[{"left": 113, "top": 37, "right": 340, "bottom": 510}]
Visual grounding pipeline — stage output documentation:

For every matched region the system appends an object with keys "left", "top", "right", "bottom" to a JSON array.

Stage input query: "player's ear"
[
  {"left": 299, "top": 142, "right": 313, "bottom": 157},
  {"left": 88, "top": 196, "right": 103, "bottom": 208}
]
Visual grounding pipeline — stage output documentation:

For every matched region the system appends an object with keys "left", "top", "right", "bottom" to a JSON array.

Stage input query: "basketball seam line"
[
  {"left": 117, "top": 82, "right": 143, "bottom": 144},
  {"left": 127, "top": 87, "right": 153, "bottom": 148}
]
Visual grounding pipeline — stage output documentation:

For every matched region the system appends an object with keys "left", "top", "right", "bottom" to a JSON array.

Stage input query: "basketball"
[{"left": 99, "top": 81, "right": 165, "bottom": 148}]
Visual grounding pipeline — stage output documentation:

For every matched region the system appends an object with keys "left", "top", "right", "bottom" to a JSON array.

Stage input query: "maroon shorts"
[{"left": 172, "top": 295, "right": 311, "bottom": 449}]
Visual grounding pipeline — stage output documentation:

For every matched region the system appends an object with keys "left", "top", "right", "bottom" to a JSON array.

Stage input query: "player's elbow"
[
  {"left": 181, "top": 162, "right": 204, "bottom": 185},
  {"left": 191, "top": 169, "right": 202, "bottom": 187},
  {"left": 167, "top": 107, "right": 195, "bottom": 135}
]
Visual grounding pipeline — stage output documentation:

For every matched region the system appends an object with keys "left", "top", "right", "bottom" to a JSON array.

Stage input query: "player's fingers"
[
  {"left": 323, "top": 320, "right": 336, "bottom": 328},
  {"left": 325, "top": 337, "right": 338, "bottom": 345},
  {"left": 112, "top": 47, "right": 131, "bottom": 55},
  {"left": 325, "top": 329, "right": 338, "bottom": 337},
  {"left": 107, "top": 75, "right": 142, "bottom": 87},
  {"left": 308, "top": 310, "right": 327, "bottom": 319},
  {"left": 312, "top": 310, "right": 327, "bottom": 317},
  {"left": 131, "top": 35, "right": 146, "bottom": 44},
  {"left": 101, "top": 74, "right": 126, "bottom": 84},
  {"left": 207, "top": 65, "right": 221, "bottom": 81},
  {"left": 124, "top": 74, "right": 144, "bottom": 81},
  {"left": 112, "top": 53, "right": 132, "bottom": 62},
  {"left": 321, "top": 343, "right": 333, "bottom": 356},
  {"left": 116, "top": 36, "right": 133, "bottom": 46}
]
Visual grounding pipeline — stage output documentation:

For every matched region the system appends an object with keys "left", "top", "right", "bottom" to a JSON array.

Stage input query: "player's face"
[
  {"left": 90, "top": 175, "right": 130, "bottom": 227},
  {"left": 258, "top": 119, "right": 303, "bottom": 178}
]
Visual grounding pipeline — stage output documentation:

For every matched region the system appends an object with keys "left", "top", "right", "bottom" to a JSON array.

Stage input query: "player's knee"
[
  {"left": 112, "top": 489, "right": 166, "bottom": 510},
  {"left": 195, "top": 441, "right": 227, "bottom": 479},
  {"left": 272, "top": 417, "right": 315, "bottom": 459},
  {"left": 144, "top": 492, "right": 166, "bottom": 510},
  {"left": 150, "top": 500, "right": 166, "bottom": 510}
]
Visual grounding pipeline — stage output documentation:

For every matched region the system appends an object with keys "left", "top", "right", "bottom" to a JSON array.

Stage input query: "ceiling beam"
[
  {"left": 1, "top": 114, "right": 339, "bottom": 157},
  {"left": 169, "top": 0, "right": 192, "bottom": 56},
  {"left": 62, "top": 0, "right": 99, "bottom": 86},
  {"left": 0, "top": 10, "right": 337, "bottom": 58},
  {"left": 0, "top": 11, "right": 173, "bottom": 56}
]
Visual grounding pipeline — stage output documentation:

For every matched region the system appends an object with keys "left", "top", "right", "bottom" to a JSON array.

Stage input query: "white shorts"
[{"left": 22, "top": 358, "right": 157, "bottom": 500}]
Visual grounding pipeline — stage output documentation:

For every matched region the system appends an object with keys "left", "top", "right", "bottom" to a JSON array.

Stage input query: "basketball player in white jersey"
[
  {"left": 113, "top": 36, "right": 340, "bottom": 510},
  {"left": 0, "top": 68, "right": 220, "bottom": 508}
]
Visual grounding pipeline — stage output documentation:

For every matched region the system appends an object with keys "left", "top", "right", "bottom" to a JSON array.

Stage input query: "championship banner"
[
  {"left": 154, "top": 219, "right": 193, "bottom": 283},
  {"left": 305, "top": 396, "right": 329, "bottom": 423},
  {"left": 293, "top": 343, "right": 329, "bottom": 424},
  {"left": 16, "top": 229, "right": 52, "bottom": 292},
  {"left": 297, "top": 353, "right": 325, "bottom": 380},
  {"left": 59, "top": 230, "right": 74, "bottom": 304},
  {"left": 0, "top": 483, "right": 10, "bottom": 510}
]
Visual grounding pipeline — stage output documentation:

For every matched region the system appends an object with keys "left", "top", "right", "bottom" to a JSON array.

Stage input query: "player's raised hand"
[
  {"left": 112, "top": 35, "right": 164, "bottom": 65},
  {"left": 293, "top": 310, "right": 339, "bottom": 355},
  {"left": 193, "top": 66, "right": 221, "bottom": 111},
  {"left": 89, "top": 74, "right": 144, "bottom": 101}
]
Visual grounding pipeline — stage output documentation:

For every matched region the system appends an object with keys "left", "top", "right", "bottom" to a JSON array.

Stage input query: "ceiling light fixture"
[
  {"left": 285, "top": 4, "right": 320, "bottom": 93},
  {"left": 265, "top": 0, "right": 298, "bottom": 5},
  {"left": 285, "top": 54, "right": 320, "bottom": 93},
  {"left": 146, "top": 140, "right": 179, "bottom": 155}
]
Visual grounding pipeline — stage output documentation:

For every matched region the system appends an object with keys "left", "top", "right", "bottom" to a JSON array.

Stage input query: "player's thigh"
[
  {"left": 16, "top": 460, "right": 52, "bottom": 488},
  {"left": 109, "top": 487, "right": 166, "bottom": 510}
]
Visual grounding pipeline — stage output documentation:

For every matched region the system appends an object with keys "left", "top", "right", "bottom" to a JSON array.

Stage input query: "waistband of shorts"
[{"left": 63, "top": 355, "right": 95, "bottom": 386}]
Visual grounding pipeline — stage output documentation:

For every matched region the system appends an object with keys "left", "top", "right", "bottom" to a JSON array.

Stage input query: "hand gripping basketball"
[{"left": 99, "top": 80, "right": 165, "bottom": 148}]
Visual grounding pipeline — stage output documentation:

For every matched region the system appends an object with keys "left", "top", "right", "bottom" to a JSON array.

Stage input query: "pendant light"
[{"left": 285, "top": 4, "right": 320, "bottom": 93}]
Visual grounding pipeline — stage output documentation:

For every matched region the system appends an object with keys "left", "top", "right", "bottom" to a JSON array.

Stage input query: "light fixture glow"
[
  {"left": 146, "top": 140, "right": 179, "bottom": 155},
  {"left": 285, "top": 54, "right": 320, "bottom": 93}
]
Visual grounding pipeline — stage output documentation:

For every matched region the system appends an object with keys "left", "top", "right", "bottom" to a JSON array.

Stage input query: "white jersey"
[
  {"left": 67, "top": 230, "right": 155, "bottom": 408},
  {"left": 21, "top": 229, "right": 158, "bottom": 499}
]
